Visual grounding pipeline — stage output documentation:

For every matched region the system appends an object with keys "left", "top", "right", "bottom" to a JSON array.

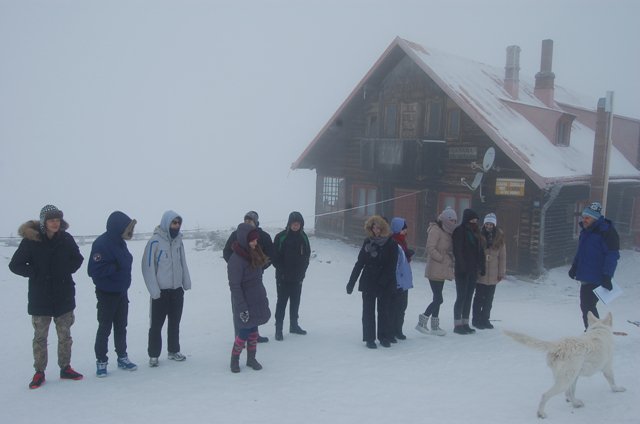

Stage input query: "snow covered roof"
[{"left": 293, "top": 37, "right": 640, "bottom": 189}]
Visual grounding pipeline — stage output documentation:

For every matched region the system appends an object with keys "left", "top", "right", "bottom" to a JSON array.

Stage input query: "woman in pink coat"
[{"left": 416, "top": 207, "right": 457, "bottom": 336}]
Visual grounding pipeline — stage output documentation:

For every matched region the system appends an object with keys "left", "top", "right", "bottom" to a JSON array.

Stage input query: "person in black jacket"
[
  {"left": 223, "top": 211, "right": 273, "bottom": 342},
  {"left": 9, "top": 205, "right": 84, "bottom": 389},
  {"left": 346, "top": 215, "right": 398, "bottom": 349},
  {"left": 451, "top": 208, "right": 485, "bottom": 335},
  {"left": 272, "top": 211, "right": 311, "bottom": 340}
]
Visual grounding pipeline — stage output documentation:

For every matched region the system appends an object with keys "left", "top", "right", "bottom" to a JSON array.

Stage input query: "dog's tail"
[{"left": 503, "top": 330, "right": 555, "bottom": 352}]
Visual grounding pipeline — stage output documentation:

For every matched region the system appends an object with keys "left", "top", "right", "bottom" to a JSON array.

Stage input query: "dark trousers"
[
  {"left": 472, "top": 283, "right": 496, "bottom": 323},
  {"left": 580, "top": 283, "right": 600, "bottom": 329},
  {"left": 362, "top": 291, "right": 391, "bottom": 342},
  {"left": 454, "top": 273, "right": 477, "bottom": 321},
  {"left": 425, "top": 279, "right": 445, "bottom": 317},
  {"left": 148, "top": 288, "right": 184, "bottom": 357},
  {"left": 390, "top": 289, "right": 408, "bottom": 337},
  {"left": 275, "top": 280, "right": 303, "bottom": 327},
  {"left": 95, "top": 289, "right": 129, "bottom": 363}
]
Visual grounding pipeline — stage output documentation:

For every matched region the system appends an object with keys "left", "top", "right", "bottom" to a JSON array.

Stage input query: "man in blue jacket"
[
  {"left": 569, "top": 202, "right": 620, "bottom": 330},
  {"left": 88, "top": 211, "right": 138, "bottom": 376}
]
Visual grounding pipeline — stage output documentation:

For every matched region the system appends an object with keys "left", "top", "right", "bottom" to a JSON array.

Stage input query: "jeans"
[{"left": 95, "top": 289, "right": 129, "bottom": 363}]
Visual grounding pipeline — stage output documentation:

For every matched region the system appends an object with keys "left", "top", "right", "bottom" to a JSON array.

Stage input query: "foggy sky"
[{"left": 1, "top": 0, "right": 639, "bottom": 237}]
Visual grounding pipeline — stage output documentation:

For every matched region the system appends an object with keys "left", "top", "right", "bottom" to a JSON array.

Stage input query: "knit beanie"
[
  {"left": 39, "top": 204, "right": 63, "bottom": 233},
  {"left": 582, "top": 202, "right": 602, "bottom": 220},
  {"left": 484, "top": 213, "right": 497, "bottom": 226},
  {"left": 438, "top": 207, "right": 458, "bottom": 234},
  {"left": 247, "top": 229, "right": 260, "bottom": 243},
  {"left": 244, "top": 211, "right": 259, "bottom": 227}
]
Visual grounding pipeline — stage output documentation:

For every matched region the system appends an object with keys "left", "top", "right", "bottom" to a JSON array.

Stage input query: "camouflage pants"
[{"left": 32, "top": 311, "right": 75, "bottom": 372}]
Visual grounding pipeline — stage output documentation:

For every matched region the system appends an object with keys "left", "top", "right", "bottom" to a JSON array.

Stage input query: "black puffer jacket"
[
  {"left": 272, "top": 212, "right": 311, "bottom": 284},
  {"left": 452, "top": 209, "right": 485, "bottom": 277},
  {"left": 347, "top": 215, "right": 398, "bottom": 295},
  {"left": 9, "top": 220, "right": 84, "bottom": 317}
]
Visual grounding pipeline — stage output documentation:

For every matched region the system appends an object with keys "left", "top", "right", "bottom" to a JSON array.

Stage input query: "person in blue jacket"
[
  {"left": 569, "top": 202, "right": 620, "bottom": 330},
  {"left": 88, "top": 211, "right": 138, "bottom": 376}
]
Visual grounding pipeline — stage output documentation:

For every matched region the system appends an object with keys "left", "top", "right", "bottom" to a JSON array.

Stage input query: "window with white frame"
[
  {"left": 437, "top": 192, "right": 471, "bottom": 223},
  {"left": 353, "top": 185, "right": 377, "bottom": 217}
]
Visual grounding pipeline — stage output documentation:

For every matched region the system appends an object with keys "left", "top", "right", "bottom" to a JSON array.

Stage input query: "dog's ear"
[
  {"left": 587, "top": 311, "right": 598, "bottom": 327},
  {"left": 602, "top": 312, "right": 613, "bottom": 327}
]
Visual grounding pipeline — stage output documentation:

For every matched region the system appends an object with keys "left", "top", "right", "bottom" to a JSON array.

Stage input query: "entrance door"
[
  {"left": 393, "top": 189, "right": 419, "bottom": 248},
  {"left": 496, "top": 202, "right": 520, "bottom": 273}
]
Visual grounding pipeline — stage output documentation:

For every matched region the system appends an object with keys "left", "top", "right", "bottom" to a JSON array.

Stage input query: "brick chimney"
[
  {"left": 534, "top": 39, "right": 555, "bottom": 107},
  {"left": 504, "top": 45, "right": 521, "bottom": 99},
  {"left": 590, "top": 94, "right": 614, "bottom": 211}
]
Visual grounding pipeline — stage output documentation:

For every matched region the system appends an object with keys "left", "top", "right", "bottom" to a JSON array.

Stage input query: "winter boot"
[
  {"left": 246, "top": 332, "right": 262, "bottom": 370},
  {"left": 415, "top": 313, "right": 430, "bottom": 334},
  {"left": 483, "top": 319, "right": 494, "bottom": 329},
  {"left": 453, "top": 319, "right": 467, "bottom": 335},
  {"left": 462, "top": 319, "right": 476, "bottom": 334},
  {"left": 230, "top": 355, "right": 240, "bottom": 373},
  {"left": 430, "top": 316, "right": 446, "bottom": 336},
  {"left": 275, "top": 322, "right": 284, "bottom": 341},
  {"left": 230, "top": 336, "right": 245, "bottom": 373},
  {"left": 290, "top": 322, "right": 307, "bottom": 335}
]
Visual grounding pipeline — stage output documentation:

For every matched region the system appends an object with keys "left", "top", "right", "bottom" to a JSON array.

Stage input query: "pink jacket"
[{"left": 425, "top": 222, "right": 454, "bottom": 281}]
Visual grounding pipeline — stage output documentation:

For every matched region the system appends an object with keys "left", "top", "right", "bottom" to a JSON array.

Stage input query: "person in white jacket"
[{"left": 141, "top": 210, "right": 192, "bottom": 367}]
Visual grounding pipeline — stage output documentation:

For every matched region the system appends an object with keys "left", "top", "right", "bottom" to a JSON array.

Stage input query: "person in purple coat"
[{"left": 227, "top": 223, "right": 271, "bottom": 373}]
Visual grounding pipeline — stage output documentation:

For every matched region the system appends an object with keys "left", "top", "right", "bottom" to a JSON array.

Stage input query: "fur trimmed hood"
[
  {"left": 364, "top": 215, "right": 391, "bottom": 238},
  {"left": 18, "top": 219, "right": 69, "bottom": 242}
]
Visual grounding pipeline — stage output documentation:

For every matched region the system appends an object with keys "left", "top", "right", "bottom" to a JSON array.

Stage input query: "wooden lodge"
[{"left": 292, "top": 37, "right": 640, "bottom": 277}]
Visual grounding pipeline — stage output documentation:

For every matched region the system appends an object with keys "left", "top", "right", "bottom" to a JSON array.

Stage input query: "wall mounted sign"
[
  {"left": 495, "top": 178, "right": 525, "bottom": 196},
  {"left": 448, "top": 147, "right": 477, "bottom": 160}
]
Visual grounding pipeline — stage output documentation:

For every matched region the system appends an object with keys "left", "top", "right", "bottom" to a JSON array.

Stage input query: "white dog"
[{"left": 504, "top": 312, "right": 626, "bottom": 418}]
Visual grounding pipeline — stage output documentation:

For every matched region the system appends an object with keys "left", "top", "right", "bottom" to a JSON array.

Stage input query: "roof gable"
[{"left": 293, "top": 37, "right": 640, "bottom": 188}]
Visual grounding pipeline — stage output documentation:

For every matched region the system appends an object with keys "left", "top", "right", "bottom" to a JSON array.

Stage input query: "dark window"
[
  {"left": 321, "top": 177, "right": 344, "bottom": 209},
  {"left": 424, "top": 100, "right": 443, "bottom": 138},
  {"left": 446, "top": 108, "right": 460, "bottom": 140},
  {"left": 556, "top": 118, "right": 571, "bottom": 146},
  {"left": 366, "top": 115, "right": 378, "bottom": 137},
  {"left": 384, "top": 104, "right": 398, "bottom": 138},
  {"left": 376, "top": 140, "right": 403, "bottom": 166},
  {"left": 360, "top": 140, "right": 374, "bottom": 169}
]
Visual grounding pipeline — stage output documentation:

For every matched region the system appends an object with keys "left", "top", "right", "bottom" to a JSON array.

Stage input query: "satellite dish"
[
  {"left": 470, "top": 172, "right": 484, "bottom": 190},
  {"left": 482, "top": 147, "right": 495, "bottom": 172}
]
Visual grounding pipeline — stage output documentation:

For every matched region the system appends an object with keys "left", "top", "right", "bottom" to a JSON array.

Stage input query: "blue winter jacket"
[
  {"left": 88, "top": 211, "right": 135, "bottom": 293},
  {"left": 395, "top": 246, "right": 413, "bottom": 291},
  {"left": 572, "top": 216, "right": 620, "bottom": 286}
]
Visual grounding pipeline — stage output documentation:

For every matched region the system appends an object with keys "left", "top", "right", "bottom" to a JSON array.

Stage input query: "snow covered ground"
[{"left": 1, "top": 232, "right": 638, "bottom": 424}]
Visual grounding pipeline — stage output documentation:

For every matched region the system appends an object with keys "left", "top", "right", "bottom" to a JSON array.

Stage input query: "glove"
[
  {"left": 239, "top": 310, "right": 250, "bottom": 323},
  {"left": 601, "top": 275, "right": 613, "bottom": 291},
  {"left": 568, "top": 265, "right": 577, "bottom": 280},
  {"left": 346, "top": 282, "right": 354, "bottom": 295}
]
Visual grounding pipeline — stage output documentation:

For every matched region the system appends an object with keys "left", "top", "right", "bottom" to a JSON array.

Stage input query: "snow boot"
[
  {"left": 230, "top": 355, "right": 240, "bottom": 373},
  {"left": 430, "top": 316, "right": 446, "bottom": 336},
  {"left": 453, "top": 319, "right": 468, "bottom": 335},
  {"left": 462, "top": 319, "right": 476, "bottom": 334},
  {"left": 246, "top": 332, "right": 262, "bottom": 370},
  {"left": 230, "top": 335, "right": 245, "bottom": 373},
  {"left": 290, "top": 323, "right": 307, "bottom": 335},
  {"left": 275, "top": 322, "right": 284, "bottom": 341},
  {"left": 415, "top": 313, "right": 430, "bottom": 334},
  {"left": 117, "top": 356, "right": 138, "bottom": 371}
]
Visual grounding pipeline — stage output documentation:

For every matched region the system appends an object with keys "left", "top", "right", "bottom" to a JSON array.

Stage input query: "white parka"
[{"left": 141, "top": 210, "right": 192, "bottom": 299}]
